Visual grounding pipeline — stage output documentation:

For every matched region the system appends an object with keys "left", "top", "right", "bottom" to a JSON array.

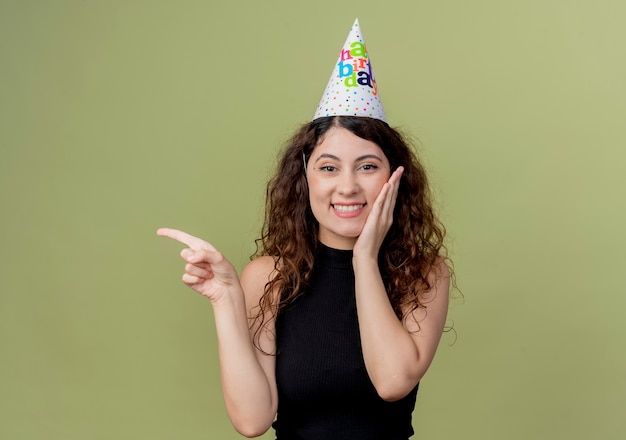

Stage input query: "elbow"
[
  {"left": 372, "top": 370, "right": 424, "bottom": 402},
  {"left": 235, "top": 428, "right": 266, "bottom": 438},
  {"left": 373, "top": 375, "right": 422, "bottom": 402},
  {"left": 230, "top": 415, "right": 273, "bottom": 438},
  {"left": 225, "top": 395, "right": 277, "bottom": 437},
  {"left": 378, "top": 389, "right": 409, "bottom": 402},
  {"left": 376, "top": 385, "right": 415, "bottom": 402},
  {"left": 233, "top": 422, "right": 270, "bottom": 438}
]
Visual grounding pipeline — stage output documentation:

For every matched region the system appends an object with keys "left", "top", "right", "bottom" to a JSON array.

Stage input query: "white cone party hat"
[{"left": 313, "top": 19, "right": 386, "bottom": 122}]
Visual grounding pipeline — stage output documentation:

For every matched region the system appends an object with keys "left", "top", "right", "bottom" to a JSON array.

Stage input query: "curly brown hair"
[{"left": 252, "top": 116, "right": 448, "bottom": 342}]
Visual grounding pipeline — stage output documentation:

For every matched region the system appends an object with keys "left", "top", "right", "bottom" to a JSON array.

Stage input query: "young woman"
[{"left": 157, "top": 115, "right": 450, "bottom": 439}]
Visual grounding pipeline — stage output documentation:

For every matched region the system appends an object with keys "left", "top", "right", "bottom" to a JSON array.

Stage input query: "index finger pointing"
[{"left": 156, "top": 228, "right": 215, "bottom": 251}]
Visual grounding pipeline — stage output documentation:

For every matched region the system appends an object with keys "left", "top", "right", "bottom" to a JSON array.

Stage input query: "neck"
[{"left": 317, "top": 234, "right": 357, "bottom": 250}]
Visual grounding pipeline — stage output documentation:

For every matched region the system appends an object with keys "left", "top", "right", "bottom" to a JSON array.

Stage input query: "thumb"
[
  {"left": 183, "top": 248, "right": 223, "bottom": 264},
  {"left": 184, "top": 248, "right": 236, "bottom": 280}
]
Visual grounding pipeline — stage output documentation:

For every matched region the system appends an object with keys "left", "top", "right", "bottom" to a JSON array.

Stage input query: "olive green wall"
[{"left": 1, "top": 1, "right": 624, "bottom": 439}]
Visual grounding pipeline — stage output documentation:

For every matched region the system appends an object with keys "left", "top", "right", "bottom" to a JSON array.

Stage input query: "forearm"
[
  {"left": 353, "top": 257, "right": 422, "bottom": 401},
  {"left": 212, "top": 291, "right": 276, "bottom": 436}
]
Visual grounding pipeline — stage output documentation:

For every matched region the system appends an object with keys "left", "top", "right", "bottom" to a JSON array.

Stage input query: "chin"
[{"left": 337, "top": 228, "right": 364, "bottom": 239}]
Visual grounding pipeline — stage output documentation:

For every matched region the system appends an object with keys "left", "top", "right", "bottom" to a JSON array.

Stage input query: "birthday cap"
[{"left": 313, "top": 19, "right": 386, "bottom": 122}]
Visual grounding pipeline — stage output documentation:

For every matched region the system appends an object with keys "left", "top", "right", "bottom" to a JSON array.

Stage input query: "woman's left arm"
[
  {"left": 353, "top": 166, "right": 450, "bottom": 401},
  {"left": 353, "top": 256, "right": 449, "bottom": 401}
]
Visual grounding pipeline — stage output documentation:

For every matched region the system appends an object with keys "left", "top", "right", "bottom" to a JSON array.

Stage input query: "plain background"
[{"left": 1, "top": 0, "right": 625, "bottom": 439}]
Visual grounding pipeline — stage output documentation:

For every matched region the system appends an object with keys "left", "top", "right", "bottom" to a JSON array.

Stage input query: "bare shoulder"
[
  {"left": 241, "top": 256, "right": 278, "bottom": 356},
  {"left": 240, "top": 256, "right": 277, "bottom": 302},
  {"left": 427, "top": 258, "right": 451, "bottom": 290},
  {"left": 404, "top": 258, "right": 450, "bottom": 328},
  {"left": 241, "top": 256, "right": 276, "bottom": 284},
  {"left": 422, "top": 258, "right": 451, "bottom": 305}
]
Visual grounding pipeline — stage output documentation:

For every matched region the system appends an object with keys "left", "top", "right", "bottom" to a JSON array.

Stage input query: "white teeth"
[{"left": 333, "top": 204, "right": 364, "bottom": 212}]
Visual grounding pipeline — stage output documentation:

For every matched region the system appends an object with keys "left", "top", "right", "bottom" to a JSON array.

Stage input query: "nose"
[{"left": 337, "top": 170, "right": 359, "bottom": 195}]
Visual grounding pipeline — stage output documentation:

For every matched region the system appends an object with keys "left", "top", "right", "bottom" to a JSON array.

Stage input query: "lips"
[{"left": 332, "top": 204, "right": 365, "bottom": 213}]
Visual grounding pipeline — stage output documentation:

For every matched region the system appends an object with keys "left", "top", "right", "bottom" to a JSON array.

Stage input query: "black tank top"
[{"left": 273, "top": 243, "right": 418, "bottom": 440}]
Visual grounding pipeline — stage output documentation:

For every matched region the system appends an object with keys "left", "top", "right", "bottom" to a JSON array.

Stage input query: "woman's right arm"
[
  {"left": 221, "top": 256, "right": 278, "bottom": 437},
  {"left": 157, "top": 228, "right": 277, "bottom": 437}
]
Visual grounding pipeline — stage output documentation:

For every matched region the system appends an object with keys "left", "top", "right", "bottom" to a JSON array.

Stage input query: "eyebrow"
[{"left": 314, "top": 153, "right": 384, "bottom": 163}]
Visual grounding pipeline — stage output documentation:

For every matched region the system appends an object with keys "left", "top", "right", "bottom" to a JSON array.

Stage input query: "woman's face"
[{"left": 306, "top": 127, "right": 391, "bottom": 250}]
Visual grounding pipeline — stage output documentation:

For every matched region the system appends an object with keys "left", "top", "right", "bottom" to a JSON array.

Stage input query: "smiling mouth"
[{"left": 332, "top": 204, "right": 365, "bottom": 213}]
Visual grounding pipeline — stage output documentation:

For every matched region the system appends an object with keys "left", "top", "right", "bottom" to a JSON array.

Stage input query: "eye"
[
  {"left": 358, "top": 163, "right": 378, "bottom": 171},
  {"left": 317, "top": 165, "right": 338, "bottom": 172}
]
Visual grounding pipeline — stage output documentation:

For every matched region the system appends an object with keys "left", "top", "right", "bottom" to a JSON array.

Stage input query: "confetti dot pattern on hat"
[{"left": 313, "top": 19, "right": 386, "bottom": 122}]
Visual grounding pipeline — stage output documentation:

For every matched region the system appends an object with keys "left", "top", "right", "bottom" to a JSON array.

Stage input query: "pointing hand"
[{"left": 157, "top": 228, "right": 239, "bottom": 303}]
